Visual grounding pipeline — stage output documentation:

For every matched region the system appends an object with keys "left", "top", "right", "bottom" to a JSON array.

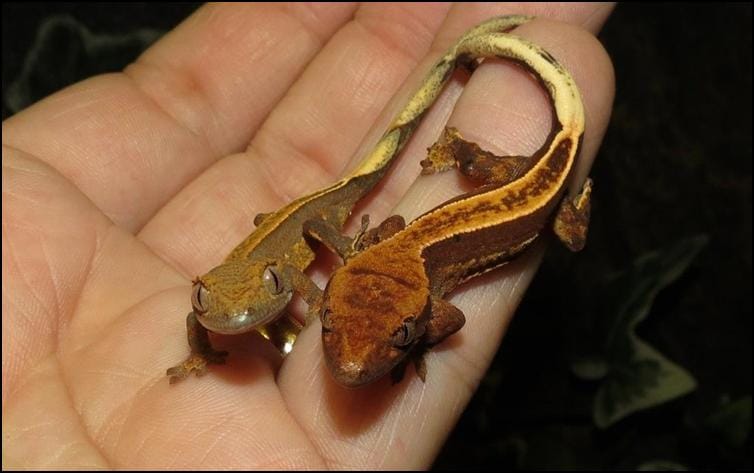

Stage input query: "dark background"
[{"left": 3, "top": 3, "right": 751, "bottom": 470}]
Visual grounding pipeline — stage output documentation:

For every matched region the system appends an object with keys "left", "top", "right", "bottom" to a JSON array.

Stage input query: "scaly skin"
[
  {"left": 317, "top": 29, "right": 592, "bottom": 387},
  {"left": 167, "top": 15, "right": 535, "bottom": 383}
]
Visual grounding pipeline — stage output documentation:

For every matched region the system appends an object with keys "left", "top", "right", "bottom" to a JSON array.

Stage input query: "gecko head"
[
  {"left": 191, "top": 260, "right": 292, "bottom": 335},
  {"left": 319, "top": 257, "right": 429, "bottom": 387}
]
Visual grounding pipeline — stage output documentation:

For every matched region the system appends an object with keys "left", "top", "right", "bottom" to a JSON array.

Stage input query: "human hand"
[{"left": 3, "top": 3, "right": 615, "bottom": 468}]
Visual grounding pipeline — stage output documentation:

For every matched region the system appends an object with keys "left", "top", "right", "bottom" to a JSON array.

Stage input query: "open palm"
[{"left": 3, "top": 3, "right": 615, "bottom": 468}]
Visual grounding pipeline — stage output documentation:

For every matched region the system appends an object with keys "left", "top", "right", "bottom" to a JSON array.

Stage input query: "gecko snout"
[{"left": 330, "top": 359, "right": 371, "bottom": 388}]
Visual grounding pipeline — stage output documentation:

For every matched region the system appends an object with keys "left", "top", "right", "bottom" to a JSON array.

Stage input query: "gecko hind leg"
[{"left": 421, "top": 127, "right": 531, "bottom": 186}]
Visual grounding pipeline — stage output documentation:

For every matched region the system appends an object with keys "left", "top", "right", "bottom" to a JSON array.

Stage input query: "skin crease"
[{"left": 2, "top": 3, "right": 615, "bottom": 470}]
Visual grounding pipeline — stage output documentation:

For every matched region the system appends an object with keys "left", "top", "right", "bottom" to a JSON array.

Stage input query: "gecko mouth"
[
  {"left": 194, "top": 288, "right": 293, "bottom": 335},
  {"left": 195, "top": 311, "right": 258, "bottom": 335}
]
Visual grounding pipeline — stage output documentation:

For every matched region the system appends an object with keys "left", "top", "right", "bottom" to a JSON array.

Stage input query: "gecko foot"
[
  {"left": 166, "top": 349, "right": 228, "bottom": 384},
  {"left": 553, "top": 178, "right": 592, "bottom": 252},
  {"left": 389, "top": 346, "right": 429, "bottom": 384},
  {"left": 256, "top": 315, "right": 302, "bottom": 356}
]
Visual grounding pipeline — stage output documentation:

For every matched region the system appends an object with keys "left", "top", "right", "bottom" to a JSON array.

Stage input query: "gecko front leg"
[
  {"left": 277, "top": 263, "right": 323, "bottom": 326},
  {"left": 553, "top": 178, "right": 592, "bottom": 252},
  {"left": 166, "top": 312, "right": 229, "bottom": 383},
  {"left": 389, "top": 296, "right": 466, "bottom": 384}
]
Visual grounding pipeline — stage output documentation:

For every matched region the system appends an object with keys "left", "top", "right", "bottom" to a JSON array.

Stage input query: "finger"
[
  {"left": 139, "top": 4, "right": 452, "bottom": 276},
  {"left": 10, "top": 5, "right": 448, "bottom": 468},
  {"left": 279, "top": 12, "right": 615, "bottom": 470},
  {"left": 338, "top": 1, "right": 615, "bottom": 229},
  {"left": 1, "top": 150, "right": 322, "bottom": 468},
  {"left": 2, "top": 4, "right": 357, "bottom": 232}
]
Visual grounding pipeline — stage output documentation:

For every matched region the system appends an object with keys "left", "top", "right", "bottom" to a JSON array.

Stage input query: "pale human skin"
[{"left": 2, "top": 3, "right": 615, "bottom": 469}]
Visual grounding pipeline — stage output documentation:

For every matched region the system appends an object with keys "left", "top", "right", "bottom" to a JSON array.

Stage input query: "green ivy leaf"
[
  {"left": 595, "top": 338, "right": 697, "bottom": 428},
  {"left": 704, "top": 396, "right": 752, "bottom": 448},
  {"left": 591, "top": 235, "right": 707, "bottom": 428},
  {"left": 571, "top": 355, "right": 609, "bottom": 381},
  {"left": 5, "top": 15, "right": 162, "bottom": 114},
  {"left": 637, "top": 460, "right": 689, "bottom": 470}
]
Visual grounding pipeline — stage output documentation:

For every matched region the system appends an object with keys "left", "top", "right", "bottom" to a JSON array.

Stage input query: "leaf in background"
[
  {"left": 594, "top": 337, "right": 697, "bottom": 428},
  {"left": 704, "top": 395, "right": 752, "bottom": 448},
  {"left": 591, "top": 235, "right": 708, "bottom": 428},
  {"left": 5, "top": 15, "right": 162, "bottom": 114},
  {"left": 570, "top": 355, "right": 609, "bottom": 381},
  {"left": 637, "top": 460, "right": 690, "bottom": 470}
]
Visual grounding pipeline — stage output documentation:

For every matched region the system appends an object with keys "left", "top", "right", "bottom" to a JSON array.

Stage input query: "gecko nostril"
[
  {"left": 336, "top": 360, "right": 368, "bottom": 385},
  {"left": 341, "top": 360, "right": 364, "bottom": 375}
]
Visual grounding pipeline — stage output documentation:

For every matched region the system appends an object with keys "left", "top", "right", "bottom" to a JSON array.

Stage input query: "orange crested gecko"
[
  {"left": 304, "top": 28, "right": 592, "bottom": 387},
  {"left": 167, "top": 15, "right": 537, "bottom": 382}
]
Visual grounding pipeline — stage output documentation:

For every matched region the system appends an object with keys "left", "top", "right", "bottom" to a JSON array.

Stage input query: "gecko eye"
[
  {"left": 391, "top": 317, "right": 417, "bottom": 348},
  {"left": 321, "top": 308, "right": 332, "bottom": 332},
  {"left": 263, "top": 265, "right": 283, "bottom": 295},
  {"left": 191, "top": 281, "right": 209, "bottom": 314}
]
